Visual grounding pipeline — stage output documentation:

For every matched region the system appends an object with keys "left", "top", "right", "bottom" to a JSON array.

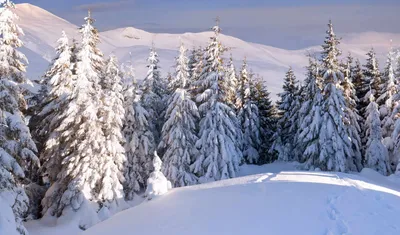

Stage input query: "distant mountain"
[{"left": 14, "top": 3, "right": 400, "bottom": 99}]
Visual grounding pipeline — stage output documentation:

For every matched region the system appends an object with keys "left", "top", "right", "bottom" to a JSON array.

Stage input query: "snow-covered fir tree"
[
  {"left": 41, "top": 12, "right": 122, "bottom": 228},
  {"left": 378, "top": 51, "right": 397, "bottom": 139},
  {"left": 122, "top": 73, "right": 155, "bottom": 200},
  {"left": 0, "top": 1, "right": 39, "bottom": 234},
  {"left": 238, "top": 60, "right": 261, "bottom": 164},
  {"left": 189, "top": 46, "right": 204, "bottom": 96},
  {"left": 98, "top": 55, "right": 126, "bottom": 210},
  {"left": 340, "top": 54, "right": 362, "bottom": 170},
  {"left": 191, "top": 23, "right": 242, "bottom": 181},
  {"left": 271, "top": 67, "right": 301, "bottom": 161},
  {"left": 317, "top": 20, "right": 356, "bottom": 172},
  {"left": 225, "top": 54, "right": 239, "bottom": 110},
  {"left": 34, "top": 31, "right": 74, "bottom": 183},
  {"left": 141, "top": 45, "right": 165, "bottom": 143},
  {"left": 363, "top": 48, "right": 382, "bottom": 101},
  {"left": 364, "top": 94, "right": 391, "bottom": 175},
  {"left": 251, "top": 76, "right": 276, "bottom": 163},
  {"left": 188, "top": 47, "right": 197, "bottom": 80},
  {"left": 158, "top": 43, "right": 199, "bottom": 187},
  {"left": 299, "top": 21, "right": 357, "bottom": 172},
  {"left": 297, "top": 58, "right": 323, "bottom": 168}
]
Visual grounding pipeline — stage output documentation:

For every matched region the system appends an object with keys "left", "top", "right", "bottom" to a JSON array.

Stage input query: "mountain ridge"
[{"left": 13, "top": 3, "right": 400, "bottom": 99}]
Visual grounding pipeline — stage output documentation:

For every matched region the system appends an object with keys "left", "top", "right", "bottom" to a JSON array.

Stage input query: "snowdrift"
[{"left": 84, "top": 164, "right": 400, "bottom": 235}]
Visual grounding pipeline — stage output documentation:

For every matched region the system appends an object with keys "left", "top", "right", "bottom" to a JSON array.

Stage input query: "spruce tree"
[
  {"left": 0, "top": 1, "right": 38, "bottom": 233},
  {"left": 191, "top": 23, "right": 242, "bottom": 181},
  {"left": 238, "top": 60, "right": 261, "bottom": 164},
  {"left": 122, "top": 78, "right": 155, "bottom": 200},
  {"left": 188, "top": 47, "right": 197, "bottom": 79},
  {"left": 35, "top": 31, "right": 74, "bottom": 183},
  {"left": 159, "top": 43, "right": 199, "bottom": 187},
  {"left": 341, "top": 54, "right": 362, "bottom": 170},
  {"left": 41, "top": 12, "right": 122, "bottom": 228},
  {"left": 189, "top": 47, "right": 204, "bottom": 96},
  {"left": 98, "top": 55, "right": 126, "bottom": 210},
  {"left": 251, "top": 76, "right": 276, "bottom": 164},
  {"left": 378, "top": 51, "right": 397, "bottom": 139},
  {"left": 365, "top": 94, "right": 391, "bottom": 175},
  {"left": 318, "top": 20, "right": 356, "bottom": 172},
  {"left": 297, "top": 58, "right": 323, "bottom": 168},
  {"left": 225, "top": 54, "right": 239, "bottom": 110},
  {"left": 271, "top": 68, "right": 301, "bottom": 161},
  {"left": 363, "top": 48, "right": 382, "bottom": 101},
  {"left": 141, "top": 45, "right": 165, "bottom": 143},
  {"left": 299, "top": 21, "right": 357, "bottom": 172}
]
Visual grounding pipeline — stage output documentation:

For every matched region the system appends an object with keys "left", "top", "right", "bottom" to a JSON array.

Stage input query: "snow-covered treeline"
[{"left": 1, "top": 1, "right": 400, "bottom": 234}]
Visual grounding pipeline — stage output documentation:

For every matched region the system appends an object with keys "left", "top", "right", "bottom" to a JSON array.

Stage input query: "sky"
[{"left": 14, "top": 0, "right": 400, "bottom": 49}]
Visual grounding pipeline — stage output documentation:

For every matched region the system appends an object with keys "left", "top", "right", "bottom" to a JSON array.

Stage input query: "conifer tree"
[
  {"left": 238, "top": 60, "right": 261, "bottom": 164},
  {"left": 271, "top": 68, "right": 300, "bottom": 161},
  {"left": 188, "top": 47, "right": 197, "bottom": 79},
  {"left": 297, "top": 58, "right": 323, "bottom": 167},
  {"left": 378, "top": 51, "right": 397, "bottom": 139},
  {"left": 225, "top": 55, "right": 239, "bottom": 110},
  {"left": 299, "top": 21, "right": 357, "bottom": 171},
  {"left": 35, "top": 31, "right": 74, "bottom": 182},
  {"left": 159, "top": 43, "right": 199, "bottom": 187},
  {"left": 341, "top": 54, "right": 362, "bottom": 170},
  {"left": 98, "top": 55, "right": 126, "bottom": 210},
  {"left": 318, "top": 20, "right": 356, "bottom": 171},
  {"left": 363, "top": 48, "right": 382, "bottom": 101},
  {"left": 122, "top": 78, "right": 155, "bottom": 200},
  {"left": 0, "top": 1, "right": 38, "bottom": 233},
  {"left": 191, "top": 23, "right": 242, "bottom": 181},
  {"left": 189, "top": 47, "right": 204, "bottom": 95},
  {"left": 251, "top": 76, "right": 276, "bottom": 163},
  {"left": 365, "top": 94, "right": 391, "bottom": 175},
  {"left": 141, "top": 45, "right": 165, "bottom": 143},
  {"left": 41, "top": 12, "right": 122, "bottom": 228}
]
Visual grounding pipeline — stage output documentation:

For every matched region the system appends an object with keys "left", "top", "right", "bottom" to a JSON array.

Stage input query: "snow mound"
[
  {"left": 86, "top": 165, "right": 400, "bottom": 235},
  {"left": 144, "top": 153, "right": 172, "bottom": 200}
]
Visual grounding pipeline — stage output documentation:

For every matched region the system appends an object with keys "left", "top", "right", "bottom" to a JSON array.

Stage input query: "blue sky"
[{"left": 15, "top": 0, "right": 400, "bottom": 49}]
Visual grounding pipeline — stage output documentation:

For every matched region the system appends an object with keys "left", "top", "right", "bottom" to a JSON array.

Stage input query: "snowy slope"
[
  {"left": 13, "top": 3, "right": 400, "bottom": 99},
  {"left": 83, "top": 165, "right": 400, "bottom": 235}
]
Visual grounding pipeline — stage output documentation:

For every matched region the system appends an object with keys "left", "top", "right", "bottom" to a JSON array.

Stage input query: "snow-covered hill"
[
  {"left": 13, "top": 3, "right": 400, "bottom": 99},
  {"left": 84, "top": 165, "right": 400, "bottom": 235},
  {"left": 25, "top": 162, "right": 400, "bottom": 235}
]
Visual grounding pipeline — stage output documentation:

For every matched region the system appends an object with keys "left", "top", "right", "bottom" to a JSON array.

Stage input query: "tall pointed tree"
[
  {"left": 365, "top": 94, "right": 391, "bottom": 175},
  {"left": 271, "top": 68, "right": 301, "bottom": 161},
  {"left": 341, "top": 54, "right": 362, "bottom": 170},
  {"left": 41, "top": 12, "right": 122, "bottom": 228},
  {"left": 238, "top": 60, "right": 261, "bottom": 164},
  {"left": 159, "top": 43, "right": 199, "bottom": 187},
  {"left": 141, "top": 45, "right": 165, "bottom": 143},
  {"left": 251, "top": 76, "right": 276, "bottom": 164},
  {"left": 378, "top": 51, "right": 397, "bottom": 138},
  {"left": 97, "top": 55, "right": 126, "bottom": 212},
  {"left": 0, "top": 1, "right": 38, "bottom": 234},
  {"left": 318, "top": 20, "right": 356, "bottom": 172},
  {"left": 191, "top": 22, "right": 242, "bottom": 181},
  {"left": 299, "top": 21, "right": 357, "bottom": 172},
  {"left": 122, "top": 78, "right": 155, "bottom": 200},
  {"left": 297, "top": 58, "right": 323, "bottom": 168},
  {"left": 225, "top": 54, "right": 239, "bottom": 110},
  {"left": 363, "top": 48, "right": 382, "bottom": 101},
  {"left": 35, "top": 31, "right": 74, "bottom": 182}
]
